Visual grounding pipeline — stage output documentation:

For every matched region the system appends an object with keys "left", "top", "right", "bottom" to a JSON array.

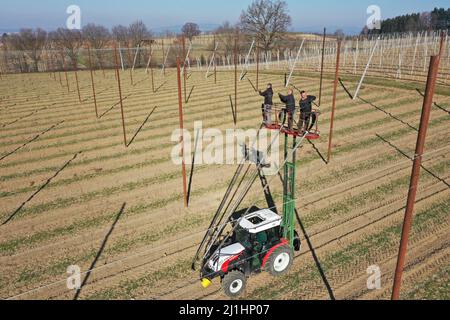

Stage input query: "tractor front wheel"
[
  {"left": 266, "top": 245, "right": 293, "bottom": 276},
  {"left": 222, "top": 271, "right": 246, "bottom": 298}
]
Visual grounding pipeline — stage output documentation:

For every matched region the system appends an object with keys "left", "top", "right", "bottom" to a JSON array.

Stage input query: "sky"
[{"left": 0, "top": 0, "right": 448, "bottom": 35}]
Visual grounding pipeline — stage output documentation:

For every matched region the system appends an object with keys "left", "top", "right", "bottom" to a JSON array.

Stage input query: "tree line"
[
  {"left": 0, "top": 0, "right": 298, "bottom": 73},
  {"left": 362, "top": 7, "right": 450, "bottom": 35}
]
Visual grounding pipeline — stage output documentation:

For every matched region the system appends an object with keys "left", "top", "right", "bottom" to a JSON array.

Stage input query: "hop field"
[{"left": 0, "top": 67, "right": 449, "bottom": 300}]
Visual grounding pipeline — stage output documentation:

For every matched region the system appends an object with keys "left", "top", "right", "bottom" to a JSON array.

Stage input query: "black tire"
[
  {"left": 294, "top": 231, "right": 301, "bottom": 252},
  {"left": 266, "top": 245, "right": 293, "bottom": 276},
  {"left": 222, "top": 271, "right": 246, "bottom": 298}
]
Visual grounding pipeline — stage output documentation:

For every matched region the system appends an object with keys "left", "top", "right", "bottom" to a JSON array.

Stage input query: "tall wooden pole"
[
  {"left": 214, "top": 34, "right": 217, "bottom": 84},
  {"left": 438, "top": 30, "right": 446, "bottom": 59},
  {"left": 391, "top": 55, "right": 440, "bottom": 300},
  {"left": 319, "top": 28, "right": 326, "bottom": 106},
  {"left": 234, "top": 31, "right": 238, "bottom": 124},
  {"left": 256, "top": 40, "right": 260, "bottom": 91},
  {"left": 57, "top": 53, "right": 63, "bottom": 86},
  {"left": 114, "top": 44, "right": 128, "bottom": 147},
  {"left": 151, "top": 65, "right": 155, "bottom": 93},
  {"left": 61, "top": 51, "right": 70, "bottom": 93},
  {"left": 87, "top": 46, "right": 98, "bottom": 118},
  {"left": 73, "top": 55, "right": 82, "bottom": 103},
  {"left": 176, "top": 57, "right": 188, "bottom": 208},
  {"left": 327, "top": 40, "right": 341, "bottom": 163},
  {"left": 161, "top": 40, "right": 166, "bottom": 76},
  {"left": 182, "top": 36, "right": 187, "bottom": 103},
  {"left": 127, "top": 43, "right": 134, "bottom": 85}
]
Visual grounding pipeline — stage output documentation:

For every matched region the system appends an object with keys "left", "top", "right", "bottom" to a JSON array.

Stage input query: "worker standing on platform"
[
  {"left": 259, "top": 83, "right": 273, "bottom": 125},
  {"left": 298, "top": 91, "right": 317, "bottom": 133},
  {"left": 278, "top": 89, "right": 296, "bottom": 130}
]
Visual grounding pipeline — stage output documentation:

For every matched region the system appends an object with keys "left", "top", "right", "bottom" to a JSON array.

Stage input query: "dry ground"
[{"left": 0, "top": 65, "right": 449, "bottom": 300}]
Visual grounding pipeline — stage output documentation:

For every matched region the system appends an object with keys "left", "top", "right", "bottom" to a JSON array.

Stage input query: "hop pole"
[
  {"left": 73, "top": 56, "right": 82, "bottom": 103},
  {"left": 214, "top": 34, "right": 217, "bottom": 84},
  {"left": 177, "top": 57, "right": 188, "bottom": 208},
  {"left": 87, "top": 46, "right": 98, "bottom": 118},
  {"left": 183, "top": 36, "right": 187, "bottom": 103},
  {"left": 234, "top": 31, "right": 239, "bottom": 124},
  {"left": 150, "top": 45, "right": 155, "bottom": 93},
  {"left": 61, "top": 50, "right": 70, "bottom": 93},
  {"left": 391, "top": 55, "right": 441, "bottom": 300},
  {"left": 327, "top": 40, "right": 341, "bottom": 163},
  {"left": 319, "top": 28, "right": 326, "bottom": 106},
  {"left": 126, "top": 43, "right": 134, "bottom": 86},
  {"left": 113, "top": 44, "right": 128, "bottom": 147},
  {"left": 256, "top": 40, "right": 260, "bottom": 91}
]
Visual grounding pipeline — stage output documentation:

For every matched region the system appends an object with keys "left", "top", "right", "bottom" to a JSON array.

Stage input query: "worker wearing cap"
[
  {"left": 278, "top": 89, "right": 296, "bottom": 130},
  {"left": 259, "top": 83, "right": 273, "bottom": 125}
]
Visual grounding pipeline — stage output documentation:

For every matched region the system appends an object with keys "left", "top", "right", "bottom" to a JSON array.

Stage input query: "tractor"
[{"left": 192, "top": 117, "right": 315, "bottom": 297}]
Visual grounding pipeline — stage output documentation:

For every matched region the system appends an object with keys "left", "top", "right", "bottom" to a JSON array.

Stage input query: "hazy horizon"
[{"left": 0, "top": 0, "right": 449, "bottom": 36}]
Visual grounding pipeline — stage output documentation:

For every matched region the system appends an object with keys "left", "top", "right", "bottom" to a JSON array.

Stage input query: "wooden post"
[
  {"left": 234, "top": 31, "right": 238, "bottom": 124},
  {"left": 286, "top": 39, "right": 305, "bottom": 87},
  {"left": 392, "top": 55, "right": 440, "bottom": 300},
  {"left": 99, "top": 49, "right": 106, "bottom": 78},
  {"left": 151, "top": 53, "right": 155, "bottom": 93},
  {"left": 57, "top": 54, "right": 63, "bottom": 86},
  {"left": 88, "top": 46, "right": 98, "bottom": 118},
  {"left": 113, "top": 44, "right": 128, "bottom": 147},
  {"left": 327, "top": 40, "right": 341, "bottom": 163},
  {"left": 73, "top": 55, "right": 82, "bottom": 103},
  {"left": 127, "top": 43, "right": 134, "bottom": 85},
  {"left": 319, "top": 28, "right": 326, "bottom": 106},
  {"left": 354, "top": 37, "right": 359, "bottom": 74},
  {"left": 256, "top": 40, "right": 260, "bottom": 91},
  {"left": 176, "top": 57, "right": 188, "bottom": 208},
  {"left": 214, "top": 35, "right": 217, "bottom": 84},
  {"left": 61, "top": 51, "right": 70, "bottom": 93},
  {"left": 145, "top": 45, "right": 153, "bottom": 73},
  {"left": 161, "top": 39, "right": 166, "bottom": 76},
  {"left": 353, "top": 38, "right": 379, "bottom": 100},
  {"left": 132, "top": 44, "right": 140, "bottom": 71},
  {"left": 183, "top": 36, "right": 187, "bottom": 103}
]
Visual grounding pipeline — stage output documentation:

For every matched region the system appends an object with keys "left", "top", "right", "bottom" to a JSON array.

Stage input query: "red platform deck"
[{"left": 264, "top": 124, "right": 320, "bottom": 140}]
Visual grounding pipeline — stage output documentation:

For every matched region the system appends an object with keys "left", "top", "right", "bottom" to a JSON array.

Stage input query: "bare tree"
[
  {"left": 239, "top": 0, "right": 291, "bottom": 53},
  {"left": 82, "top": 24, "right": 110, "bottom": 49},
  {"left": 8, "top": 28, "right": 47, "bottom": 72},
  {"left": 128, "top": 20, "right": 152, "bottom": 67},
  {"left": 112, "top": 25, "right": 130, "bottom": 45},
  {"left": 334, "top": 29, "right": 345, "bottom": 39},
  {"left": 82, "top": 24, "right": 110, "bottom": 69},
  {"left": 182, "top": 23, "right": 201, "bottom": 41},
  {"left": 50, "top": 28, "right": 83, "bottom": 68},
  {"left": 163, "top": 30, "right": 177, "bottom": 38},
  {"left": 128, "top": 20, "right": 152, "bottom": 46},
  {"left": 215, "top": 22, "right": 238, "bottom": 59},
  {"left": 419, "top": 12, "right": 432, "bottom": 30}
]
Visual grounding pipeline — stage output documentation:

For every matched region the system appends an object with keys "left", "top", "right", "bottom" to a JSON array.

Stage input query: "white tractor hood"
[{"left": 207, "top": 243, "right": 245, "bottom": 273}]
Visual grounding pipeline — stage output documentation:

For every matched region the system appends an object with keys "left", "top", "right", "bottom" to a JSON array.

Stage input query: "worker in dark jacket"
[
  {"left": 278, "top": 89, "right": 296, "bottom": 130},
  {"left": 298, "top": 91, "right": 317, "bottom": 133},
  {"left": 259, "top": 84, "right": 273, "bottom": 125}
]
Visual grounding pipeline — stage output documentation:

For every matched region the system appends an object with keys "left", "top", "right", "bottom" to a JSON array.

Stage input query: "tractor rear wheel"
[
  {"left": 266, "top": 245, "right": 293, "bottom": 276},
  {"left": 222, "top": 271, "right": 246, "bottom": 298}
]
